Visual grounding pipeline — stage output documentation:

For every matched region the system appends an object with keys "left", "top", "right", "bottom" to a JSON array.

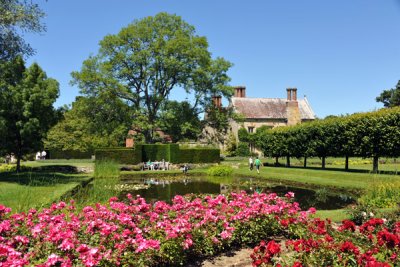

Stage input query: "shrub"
[
  {"left": 358, "top": 181, "right": 400, "bottom": 208},
  {"left": 236, "top": 142, "right": 250, "bottom": 157},
  {"left": 207, "top": 165, "right": 233, "bottom": 176}
]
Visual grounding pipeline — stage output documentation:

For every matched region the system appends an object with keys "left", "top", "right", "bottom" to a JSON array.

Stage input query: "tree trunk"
[
  {"left": 275, "top": 156, "right": 279, "bottom": 166},
  {"left": 16, "top": 155, "right": 21, "bottom": 172},
  {"left": 286, "top": 156, "right": 290, "bottom": 167},
  {"left": 322, "top": 156, "right": 326, "bottom": 169},
  {"left": 304, "top": 157, "right": 307, "bottom": 168},
  {"left": 345, "top": 155, "right": 349, "bottom": 171},
  {"left": 373, "top": 156, "right": 379, "bottom": 173},
  {"left": 16, "top": 135, "right": 22, "bottom": 172}
]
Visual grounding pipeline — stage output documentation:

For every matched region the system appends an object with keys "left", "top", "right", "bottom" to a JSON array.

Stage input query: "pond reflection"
[{"left": 119, "top": 175, "right": 356, "bottom": 210}]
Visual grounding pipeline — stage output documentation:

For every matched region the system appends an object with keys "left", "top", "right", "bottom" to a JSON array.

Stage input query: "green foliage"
[
  {"left": 94, "top": 160, "right": 120, "bottom": 179},
  {"left": 238, "top": 127, "right": 250, "bottom": 142},
  {"left": 48, "top": 150, "right": 93, "bottom": 159},
  {"left": 359, "top": 181, "right": 400, "bottom": 209},
  {"left": 95, "top": 144, "right": 219, "bottom": 164},
  {"left": 201, "top": 105, "right": 237, "bottom": 145},
  {"left": 141, "top": 144, "right": 171, "bottom": 162},
  {"left": 95, "top": 148, "right": 141, "bottom": 164},
  {"left": 74, "top": 160, "right": 121, "bottom": 206},
  {"left": 256, "top": 107, "right": 400, "bottom": 172},
  {"left": 45, "top": 95, "right": 132, "bottom": 152},
  {"left": 376, "top": 80, "right": 400, "bottom": 108},
  {"left": 71, "top": 12, "right": 232, "bottom": 143},
  {"left": 236, "top": 142, "right": 250, "bottom": 157},
  {"left": 0, "top": 57, "right": 59, "bottom": 171},
  {"left": 159, "top": 101, "right": 202, "bottom": 142},
  {"left": 225, "top": 132, "right": 237, "bottom": 156},
  {"left": 207, "top": 165, "right": 233, "bottom": 176},
  {"left": 178, "top": 148, "right": 220, "bottom": 163},
  {"left": 169, "top": 144, "right": 180, "bottom": 163},
  {"left": 0, "top": 0, "right": 46, "bottom": 60}
]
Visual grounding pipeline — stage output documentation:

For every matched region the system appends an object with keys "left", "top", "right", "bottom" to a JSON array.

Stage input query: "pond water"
[{"left": 118, "top": 175, "right": 356, "bottom": 210}]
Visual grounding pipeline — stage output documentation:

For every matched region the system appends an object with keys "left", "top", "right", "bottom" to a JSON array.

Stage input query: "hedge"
[
  {"left": 95, "top": 148, "right": 141, "bottom": 164},
  {"left": 178, "top": 148, "right": 220, "bottom": 164},
  {"left": 48, "top": 150, "right": 93, "bottom": 159},
  {"left": 140, "top": 144, "right": 177, "bottom": 162},
  {"left": 94, "top": 145, "right": 219, "bottom": 164}
]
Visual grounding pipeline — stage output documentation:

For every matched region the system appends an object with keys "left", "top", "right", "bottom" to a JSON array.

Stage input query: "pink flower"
[
  {"left": 285, "top": 192, "right": 295, "bottom": 198},
  {"left": 307, "top": 207, "right": 317, "bottom": 214}
]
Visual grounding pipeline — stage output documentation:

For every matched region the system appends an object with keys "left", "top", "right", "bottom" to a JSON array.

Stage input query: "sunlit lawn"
[{"left": 0, "top": 160, "right": 93, "bottom": 213}]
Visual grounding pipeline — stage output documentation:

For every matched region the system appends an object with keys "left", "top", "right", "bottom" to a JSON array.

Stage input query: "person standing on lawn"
[
  {"left": 255, "top": 157, "right": 261, "bottom": 174},
  {"left": 249, "top": 156, "right": 254, "bottom": 171}
]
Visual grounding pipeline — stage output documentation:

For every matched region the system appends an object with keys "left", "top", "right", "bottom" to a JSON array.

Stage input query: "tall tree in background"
[
  {"left": 0, "top": 0, "right": 46, "bottom": 60},
  {"left": 376, "top": 80, "right": 400, "bottom": 108},
  {"left": 0, "top": 57, "right": 59, "bottom": 171},
  {"left": 45, "top": 94, "right": 133, "bottom": 152},
  {"left": 71, "top": 12, "right": 232, "bottom": 143},
  {"left": 159, "top": 100, "right": 201, "bottom": 142}
]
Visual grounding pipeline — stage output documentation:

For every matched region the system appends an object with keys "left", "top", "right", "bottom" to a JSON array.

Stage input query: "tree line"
[{"left": 253, "top": 107, "right": 400, "bottom": 172}]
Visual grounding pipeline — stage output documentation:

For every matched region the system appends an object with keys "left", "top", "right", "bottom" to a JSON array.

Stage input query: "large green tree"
[
  {"left": 0, "top": 0, "right": 46, "bottom": 60},
  {"left": 71, "top": 12, "right": 232, "bottom": 143},
  {"left": 45, "top": 94, "right": 133, "bottom": 152},
  {"left": 159, "top": 100, "right": 201, "bottom": 142},
  {"left": 376, "top": 80, "right": 400, "bottom": 108},
  {"left": 0, "top": 56, "right": 59, "bottom": 171}
]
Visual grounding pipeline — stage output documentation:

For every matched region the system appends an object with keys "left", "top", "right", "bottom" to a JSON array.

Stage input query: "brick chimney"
[
  {"left": 286, "top": 88, "right": 301, "bottom": 125},
  {"left": 212, "top": 95, "right": 222, "bottom": 108},
  {"left": 234, "top": 86, "right": 246, "bottom": 98},
  {"left": 286, "top": 87, "right": 297, "bottom": 101}
]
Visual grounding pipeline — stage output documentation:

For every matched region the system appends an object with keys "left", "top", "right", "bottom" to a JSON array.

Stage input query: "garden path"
[{"left": 186, "top": 248, "right": 253, "bottom": 267}]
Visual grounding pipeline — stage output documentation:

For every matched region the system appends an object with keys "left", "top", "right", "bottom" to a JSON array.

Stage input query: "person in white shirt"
[{"left": 249, "top": 157, "right": 254, "bottom": 171}]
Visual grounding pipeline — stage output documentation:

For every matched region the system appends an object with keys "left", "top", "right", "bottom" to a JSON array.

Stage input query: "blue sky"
[{"left": 25, "top": 0, "right": 400, "bottom": 118}]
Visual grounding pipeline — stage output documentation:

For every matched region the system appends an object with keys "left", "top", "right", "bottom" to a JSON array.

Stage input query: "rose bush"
[
  {"left": 251, "top": 216, "right": 400, "bottom": 266},
  {"left": 0, "top": 191, "right": 310, "bottom": 266}
]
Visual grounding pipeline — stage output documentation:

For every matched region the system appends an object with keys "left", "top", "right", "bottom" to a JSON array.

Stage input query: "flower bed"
[
  {"left": 0, "top": 192, "right": 311, "bottom": 266},
  {"left": 251, "top": 217, "right": 400, "bottom": 266}
]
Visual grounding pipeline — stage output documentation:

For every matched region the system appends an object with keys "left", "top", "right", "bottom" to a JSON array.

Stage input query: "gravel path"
[{"left": 186, "top": 248, "right": 253, "bottom": 267}]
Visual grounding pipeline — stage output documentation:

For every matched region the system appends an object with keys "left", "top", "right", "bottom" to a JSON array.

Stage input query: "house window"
[
  {"left": 248, "top": 127, "right": 254, "bottom": 133},
  {"left": 249, "top": 142, "right": 255, "bottom": 153}
]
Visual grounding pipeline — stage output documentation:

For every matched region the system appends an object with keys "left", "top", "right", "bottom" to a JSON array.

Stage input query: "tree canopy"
[
  {"left": 255, "top": 108, "right": 400, "bottom": 172},
  {"left": 71, "top": 12, "right": 233, "bottom": 143},
  {"left": 0, "top": 56, "right": 59, "bottom": 170},
  {"left": 0, "top": 0, "right": 46, "bottom": 60},
  {"left": 45, "top": 94, "right": 133, "bottom": 152},
  {"left": 376, "top": 80, "right": 400, "bottom": 108}
]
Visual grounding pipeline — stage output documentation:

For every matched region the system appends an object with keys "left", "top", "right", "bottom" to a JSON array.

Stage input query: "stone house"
[{"left": 212, "top": 86, "right": 316, "bottom": 152}]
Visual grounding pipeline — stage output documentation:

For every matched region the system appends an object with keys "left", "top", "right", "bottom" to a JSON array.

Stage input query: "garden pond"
[{"left": 117, "top": 174, "right": 356, "bottom": 210}]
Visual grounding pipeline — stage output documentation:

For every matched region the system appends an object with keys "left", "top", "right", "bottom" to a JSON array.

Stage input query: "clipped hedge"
[
  {"left": 95, "top": 148, "right": 141, "bottom": 164},
  {"left": 48, "top": 150, "right": 93, "bottom": 159},
  {"left": 94, "top": 145, "right": 219, "bottom": 164},
  {"left": 140, "top": 144, "right": 171, "bottom": 162},
  {"left": 178, "top": 148, "right": 220, "bottom": 163}
]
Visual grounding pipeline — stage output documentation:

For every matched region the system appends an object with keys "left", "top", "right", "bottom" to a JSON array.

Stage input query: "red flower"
[
  {"left": 266, "top": 240, "right": 281, "bottom": 255},
  {"left": 339, "top": 220, "right": 356, "bottom": 232}
]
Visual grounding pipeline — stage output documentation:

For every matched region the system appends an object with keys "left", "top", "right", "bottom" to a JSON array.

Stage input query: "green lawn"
[
  {"left": 23, "top": 159, "right": 95, "bottom": 168},
  {"left": 0, "top": 161, "right": 93, "bottom": 213}
]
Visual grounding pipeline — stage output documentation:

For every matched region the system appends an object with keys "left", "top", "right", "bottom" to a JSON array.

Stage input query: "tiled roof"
[{"left": 231, "top": 97, "right": 316, "bottom": 120}]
